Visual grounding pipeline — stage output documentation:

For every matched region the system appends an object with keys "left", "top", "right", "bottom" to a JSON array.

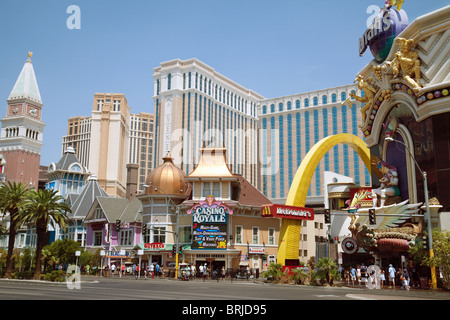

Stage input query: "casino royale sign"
[
  {"left": 188, "top": 195, "right": 232, "bottom": 249},
  {"left": 188, "top": 195, "right": 233, "bottom": 223},
  {"left": 261, "top": 204, "right": 314, "bottom": 220}
]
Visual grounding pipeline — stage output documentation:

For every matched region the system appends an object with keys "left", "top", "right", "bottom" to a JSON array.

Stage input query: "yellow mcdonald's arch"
[{"left": 277, "top": 133, "right": 371, "bottom": 266}]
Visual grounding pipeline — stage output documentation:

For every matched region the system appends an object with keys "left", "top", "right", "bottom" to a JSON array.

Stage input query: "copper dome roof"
[{"left": 144, "top": 152, "right": 189, "bottom": 196}]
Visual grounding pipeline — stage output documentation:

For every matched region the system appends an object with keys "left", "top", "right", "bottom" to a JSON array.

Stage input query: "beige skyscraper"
[
  {"left": 63, "top": 94, "right": 154, "bottom": 197},
  {"left": 89, "top": 93, "right": 130, "bottom": 197}
]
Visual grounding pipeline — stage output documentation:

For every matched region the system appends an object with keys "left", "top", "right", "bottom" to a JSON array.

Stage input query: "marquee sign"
[
  {"left": 143, "top": 242, "right": 165, "bottom": 249},
  {"left": 261, "top": 204, "right": 314, "bottom": 221},
  {"left": 188, "top": 195, "right": 231, "bottom": 249},
  {"left": 359, "top": 1, "right": 409, "bottom": 62}
]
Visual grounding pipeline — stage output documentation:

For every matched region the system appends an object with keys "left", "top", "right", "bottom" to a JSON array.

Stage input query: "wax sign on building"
[{"left": 188, "top": 195, "right": 233, "bottom": 249}]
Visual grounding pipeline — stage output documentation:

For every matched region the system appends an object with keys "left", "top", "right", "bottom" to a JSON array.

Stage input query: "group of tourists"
[
  {"left": 341, "top": 263, "right": 420, "bottom": 290},
  {"left": 105, "top": 263, "right": 164, "bottom": 279}
]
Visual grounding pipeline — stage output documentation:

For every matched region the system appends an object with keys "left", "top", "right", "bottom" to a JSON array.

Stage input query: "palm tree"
[
  {"left": 21, "top": 188, "right": 71, "bottom": 279},
  {"left": 317, "top": 257, "right": 338, "bottom": 286},
  {"left": 0, "top": 181, "right": 32, "bottom": 278}
]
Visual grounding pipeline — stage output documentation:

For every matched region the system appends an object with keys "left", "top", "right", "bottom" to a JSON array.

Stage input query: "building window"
[
  {"left": 113, "top": 100, "right": 121, "bottom": 111},
  {"left": 313, "top": 97, "right": 318, "bottom": 106},
  {"left": 235, "top": 226, "right": 243, "bottom": 244},
  {"left": 120, "top": 230, "right": 133, "bottom": 246},
  {"left": 202, "top": 181, "right": 220, "bottom": 198},
  {"left": 341, "top": 91, "right": 346, "bottom": 101},
  {"left": 93, "top": 230, "right": 102, "bottom": 246},
  {"left": 304, "top": 98, "right": 309, "bottom": 107},
  {"left": 96, "top": 100, "right": 103, "bottom": 111},
  {"left": 179, "top": 226, "right": 191, "bottom": 243},
  {"left": 331, "top": 93, "right": 337, "bottom": 103},
  {"left": 167, "top": 73, "right": 172, "bottom": 90},
  {"left": 268, "top": 228, "right": 275, "bottom": 245},
  {"left": 95, "top": 208, "right": 103, "bottom": 220},
  {"left": 252, "top": 227, "right": 259, "bottom": 244},
  {"left": 322, "top": 95, "right": 327, "bottom": 105},
  {"left": 153, "top": 227, "right": 166, "bottom": 243}
]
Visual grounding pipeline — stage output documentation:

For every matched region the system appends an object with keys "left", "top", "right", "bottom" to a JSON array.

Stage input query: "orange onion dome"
[{"left": 144, "top": 152, "right": 188, "bottom": 196}]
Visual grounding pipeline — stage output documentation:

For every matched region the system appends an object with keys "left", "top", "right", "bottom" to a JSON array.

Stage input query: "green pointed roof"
[{"left": 8, "top": 53, "right": 42, "bottom": 104}]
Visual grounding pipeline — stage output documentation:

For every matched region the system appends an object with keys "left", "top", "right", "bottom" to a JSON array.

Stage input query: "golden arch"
[{"left": 277, "top": 133, "right": 371, "bottom": 265}]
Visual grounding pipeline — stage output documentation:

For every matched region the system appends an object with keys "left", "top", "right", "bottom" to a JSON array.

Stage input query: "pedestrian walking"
[
  {"left": 203, "top": 263, "right": 208, "bottom": 281},
  {"left": 379, "top": 269, "right": 386, "bottom": 288},
  {"left": 401, "top": 268, "right": 410, "bottom": 291},
  {"left": 388, "top": 264, "right": 396, "bottom": 288},
  {"left": 356, "top": 265, "right": 361, "bottom": 287},
  {"left": 149, "top": 263, "right": 155, "bottom": 279},
  {"left": 350, "top": 266, "right": 356, "bottom": 287},
  {"left": 110, "top": 264, "right": 115, "bottom": 277}
]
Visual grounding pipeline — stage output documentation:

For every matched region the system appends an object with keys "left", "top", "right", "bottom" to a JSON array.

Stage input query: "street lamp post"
[
  {"left": 385, "top": 136, "right": 437, "bottom": 289},
  {"left": 143, "top": 184, "right": 181, "bottom": 279}
]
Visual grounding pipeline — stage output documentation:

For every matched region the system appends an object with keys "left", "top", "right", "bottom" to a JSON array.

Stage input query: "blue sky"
[{"left": 0, "top": 0, "right": 448, "bottom": 166}]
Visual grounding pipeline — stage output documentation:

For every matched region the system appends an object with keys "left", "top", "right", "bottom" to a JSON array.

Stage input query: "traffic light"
[
  {"left": 115, "top": 219, "right": 121, "bottom": 232},
  {"left": 172, "top": 246, "right": 176, "bottom": 255},
  {"left": 142, "top": 223, "right": 147, "bottom": 235},
  {"left": 422, "top": 236, "right": 428, "bottom": 250},
  {"left": 369, "top": 209, "right": 376, "bottom": 225},
  {"left": 324, "top": 209, "right": 331, "bottom": 224},
  {"left": 178, "top": 245, "right": 183, "bottom": 254}
]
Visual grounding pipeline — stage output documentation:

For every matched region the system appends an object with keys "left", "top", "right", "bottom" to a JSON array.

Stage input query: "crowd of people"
[
  {"left": 340, "top": 263, "right": 421, "bottom": 290},
  {"left": 102, "top": 263, "right": 165, "bottom": 279}
]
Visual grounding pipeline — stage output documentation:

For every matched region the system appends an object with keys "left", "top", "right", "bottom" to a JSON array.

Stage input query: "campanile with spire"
[{"left": 0, "top": 52, "right": 45, "bottom": 188}]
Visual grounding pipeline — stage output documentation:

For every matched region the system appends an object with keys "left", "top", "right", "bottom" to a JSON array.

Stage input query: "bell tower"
[{"left": 0, "top": 52, "right": 45, "bottom": 188}]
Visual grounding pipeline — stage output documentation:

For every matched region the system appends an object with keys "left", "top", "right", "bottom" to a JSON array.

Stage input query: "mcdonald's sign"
[{"left": 261, "top": 204, "right": 314, "bottom": 221}]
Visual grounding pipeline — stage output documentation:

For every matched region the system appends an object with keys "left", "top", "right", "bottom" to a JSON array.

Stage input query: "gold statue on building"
[
  {"left": 389, "top": 37, "right": 422, "bottom": 92},
  {"left": 346, "top": 75, "right": 377, "bottom": 123}
]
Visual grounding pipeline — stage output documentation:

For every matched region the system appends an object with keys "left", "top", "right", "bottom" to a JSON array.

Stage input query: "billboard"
[
  {"left": 261, "top": 204, "right": 314, "bottom": 220},
  {"left": 188, "top": 195, "right": 232, "bottom": 249}
]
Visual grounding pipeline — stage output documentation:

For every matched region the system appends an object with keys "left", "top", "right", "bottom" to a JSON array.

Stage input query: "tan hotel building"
[{"left": 62, "top": 93, "right": 154, "bottom": 197}]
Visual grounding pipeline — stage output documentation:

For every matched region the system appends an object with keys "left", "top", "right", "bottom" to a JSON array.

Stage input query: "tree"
[
  {"left": 0, "top": 182, "right": 32, "bottom": 278},
  {"left": 425, "top": 229, "right": 450, "bottom": 290},
  {"left": 262, "top": 263, "right": 284, "bottom": 283},
  {"left": 21, "top": 188, "right": 71, "bottom": 279},
  {"left": 317, "top": 257, "right": 339, "bottom": 286}
]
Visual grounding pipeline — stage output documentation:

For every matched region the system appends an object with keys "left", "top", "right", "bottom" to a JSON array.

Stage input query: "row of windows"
[
  {"left": 96, "top": 99, "right": 122, "bottom": 112},
  {"left": 261, "top": 91, "right": 356, "bottom": 115},
  {"left": 235, "top": 226, "right": 276, "bottom": 246},
  {"left": 157, "top": 72, "right": 257, "bottom": 117},
  {"left": 261, "top": 105, "right": 370, "bottom": 199},
  {"left": 177, "top": 92, "right": 258, "bottom": 184}
]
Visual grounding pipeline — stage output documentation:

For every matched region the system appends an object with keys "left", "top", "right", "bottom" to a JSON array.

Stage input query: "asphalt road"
[
  {"left": 1, "top": 275, "right": 448, "bottom": 301},
  {"left": 1, "top": 276, "right": 448, "bottom": 318}
]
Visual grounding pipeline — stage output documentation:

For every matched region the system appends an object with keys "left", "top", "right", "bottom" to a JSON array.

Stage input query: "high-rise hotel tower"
[
  {"left": 153, "top": 59, "right": 370, "bottom": 204},
  {"left": 152, "top": 59, "right": 263, "bottom": 187}
]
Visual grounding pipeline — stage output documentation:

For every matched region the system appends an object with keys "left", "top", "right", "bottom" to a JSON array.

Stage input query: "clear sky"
[{"left": 0, "top": 0, "right": 448, "bottom": 166}]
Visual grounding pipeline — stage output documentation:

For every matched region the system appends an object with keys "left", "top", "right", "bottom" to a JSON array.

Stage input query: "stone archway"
[{"left": 277, "top": 133, "right": 371, "bottom": 265}]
